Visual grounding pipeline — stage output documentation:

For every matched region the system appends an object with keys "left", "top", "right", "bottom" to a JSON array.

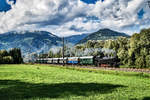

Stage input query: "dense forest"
[{"left": 0, "top": 48, "right": 23, "bottom": 64}]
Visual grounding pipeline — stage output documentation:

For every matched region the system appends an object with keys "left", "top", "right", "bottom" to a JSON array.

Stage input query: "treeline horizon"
[{"left": 39, "top": 28, "right": 150, "bottom": 68}]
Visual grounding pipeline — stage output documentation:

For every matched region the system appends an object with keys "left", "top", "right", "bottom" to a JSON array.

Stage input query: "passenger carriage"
[
  {"left": 67, "top": 57, "right": 79, "bottom": 64},
  {"left": 58, "top": 57, "right": 68, "bottom": 64},
  {"left": 79, "top": 56, "right": 95, "bottom": 65},
  {"left": 47, "top": 58, "right": 53, "bottom": 64},
  {"left": 52, "top": 58, "right": 59, "bottom": 64}
]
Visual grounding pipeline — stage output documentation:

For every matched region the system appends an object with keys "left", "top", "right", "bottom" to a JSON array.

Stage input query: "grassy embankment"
[{"left": 0, "top": 64, "right": 150, "bottom": 100}]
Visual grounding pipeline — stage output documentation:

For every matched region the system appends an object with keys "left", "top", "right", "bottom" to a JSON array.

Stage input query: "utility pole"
[
  {"left": 148, "top": 0, "right": 150, "bottom": 8},
  {"left": 62, "top": 37, "right": 65, "bottom": 66}
]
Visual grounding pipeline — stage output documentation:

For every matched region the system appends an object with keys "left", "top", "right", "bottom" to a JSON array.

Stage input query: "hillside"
[
  {"left": 0, "top": 29, "right": 130, "bottom": 55},
  {"left": 65, "top": 34, "right": 88, "bottom": 44},
  {"left": 78, "top": 28, "right": 130, "bottom": 44},
  {"left": 0, "top": 31, "right": 62, "bottom": 54}
]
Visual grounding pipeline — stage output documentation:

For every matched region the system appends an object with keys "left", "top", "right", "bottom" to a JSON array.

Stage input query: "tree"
[
  {"left": 146, "top": 55, "right": 150, "bottom": 68},
  {"left": 127, "top": 33, "right": 140, "bottom": 66},
  {"left": 139, "top": 28, "right": 150, "bottom": 47},
  {"left": 94, "top": 40, "right": 104, "bottom": 48},
  {"left": 49, "top": 51, "right": 54, "bottom": 58},
  {"left": 128, "top": 28, "right": 150, "bottom": 67},
  {"left": 135, "top": 56, "right": 146, "bottom": 68},
  {"left": 86, "top": 40, "right": 95, "bottom": 48},
  {"left": 0, "top": 55, "right": 3, "bottom": 64},
  {"left": 2, "top": 56, "right": 13, "bottom": 64},
  {"left": 0, "top": 50, "right": 9, "bottom": 57},
  {"left": 75, "top": 45, "right": 85, "bottom": 50},
  {"left": 9, "top": 48, "right": 23, "bottom": 64},
  {"left": 117, "top": 48, "right": 128, "bottom": 65},
  {"left": 104, "top": 40, "right": 114, "bottom": 49}
]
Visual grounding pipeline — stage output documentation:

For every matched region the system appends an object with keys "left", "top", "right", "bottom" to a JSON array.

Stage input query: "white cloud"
[{"left": 0, "top": 0, "right": 150, "bottom": 36}]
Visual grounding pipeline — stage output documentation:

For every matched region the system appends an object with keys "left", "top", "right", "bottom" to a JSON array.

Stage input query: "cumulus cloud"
[{"left": 0, "top": 0, "right": 150, "bottom": 36}]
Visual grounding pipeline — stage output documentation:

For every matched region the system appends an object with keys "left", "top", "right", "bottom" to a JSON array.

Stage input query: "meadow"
[{"left": 0, "top": 64, "right": 150, "bottom": 100}]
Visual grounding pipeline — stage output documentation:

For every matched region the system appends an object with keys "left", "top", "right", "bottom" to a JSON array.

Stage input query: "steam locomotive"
[{"left": 36, "top": 56, "right": 120, "bottom": 67}]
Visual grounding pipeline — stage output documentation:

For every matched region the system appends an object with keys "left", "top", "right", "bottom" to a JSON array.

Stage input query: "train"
[{"left": 36, "top": 56, "right": 120, "bottom": 67}]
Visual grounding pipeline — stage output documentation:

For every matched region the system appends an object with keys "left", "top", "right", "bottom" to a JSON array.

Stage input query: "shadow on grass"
[
  {"left": 142, "top": 97, "right": 150, "bottom": 100},
  {"left": 0, "top": 80, "right": 126, "bottom": 99},
  {"left": 130, "top": 97, "right": 150, "bottom": 100}
]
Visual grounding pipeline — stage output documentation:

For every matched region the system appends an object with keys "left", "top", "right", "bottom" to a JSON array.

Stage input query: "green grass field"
[{"left": 0, "top": 64, "right": 150, "bottom": 100}]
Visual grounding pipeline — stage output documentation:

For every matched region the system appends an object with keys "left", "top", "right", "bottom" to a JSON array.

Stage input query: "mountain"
[
  {"left": 78, "top": 28, "right": 130, "bottom": 44},
  {"left": 0, "top": 29, "right": 130, "bottom": 56},
  {"left": 0, "top": 31, "right": 62, "bottom": 55},
  {"left": 65, "top": 34, "right": 88, "bottom": 44}
]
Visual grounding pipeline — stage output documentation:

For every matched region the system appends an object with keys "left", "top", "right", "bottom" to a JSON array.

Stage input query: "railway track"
[
  {"left": 89, "top": 67, "right": 150, "bottom": 73},
  {"left": 49, "top": 64, "right": 150, "bottom": 74}
]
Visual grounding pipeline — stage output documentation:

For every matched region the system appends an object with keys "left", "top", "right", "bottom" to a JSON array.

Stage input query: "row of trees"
[
  {"left": 104, "top": 29, "right": 150, "bottom": 68},
  {"left": 39, "top": 28, "right": 150, "bottom": 68},
  {"left": 47, "top": 46, "right": 114, "bottom": 59},
  {"left": 0, "top": 48, "right": 23, "bottom": 64},
  {"left": 75, "top": 28, "right": 150, "bottom": 68}
]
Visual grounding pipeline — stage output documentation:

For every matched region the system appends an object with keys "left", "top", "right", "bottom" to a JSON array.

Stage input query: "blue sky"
[
  {"left": 81, "top": 0, "right": 99, "bottom": 4},
  {"left": 0, "top": 0, "right": 99, "bottom": 12},
  {"left": 0, "top": 0, "right": 11, "bottom": 12},
  {"left": 0, "top": 0, "right": 16, "bottom": 11},
  {"left": 0, "top": 0, "right": 149, "bottom": 36}
]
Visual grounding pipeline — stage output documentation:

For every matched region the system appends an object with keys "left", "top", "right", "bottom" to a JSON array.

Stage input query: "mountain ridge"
[
  {"left": 0, "top": 31, "right": 62, "bottom": 55},
  {"left": 77, "top": 28, "right": 130, "bottom": 44},
  {"left": 0, "top": 29, "right": 130, "bottom": 55}
]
